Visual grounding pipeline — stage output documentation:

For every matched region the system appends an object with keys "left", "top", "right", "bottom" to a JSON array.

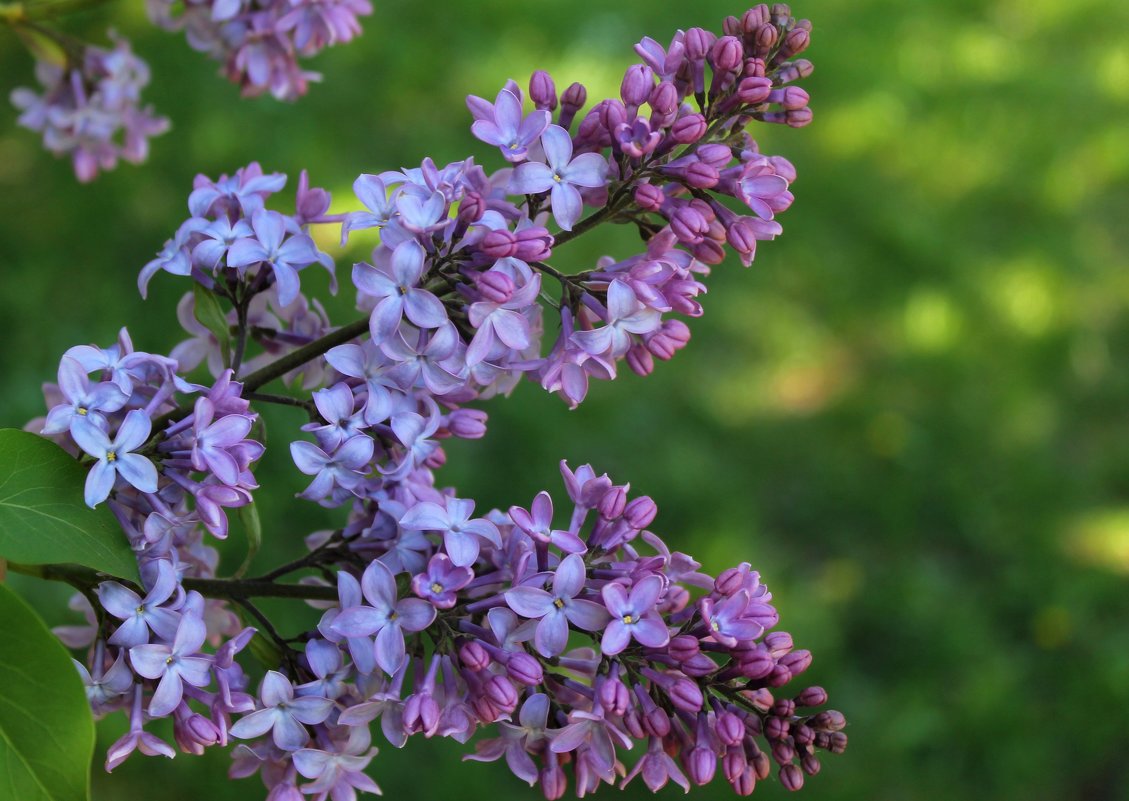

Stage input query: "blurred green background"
[{"left": 3, "top": 0, "right": 1129, "bottom": 798}]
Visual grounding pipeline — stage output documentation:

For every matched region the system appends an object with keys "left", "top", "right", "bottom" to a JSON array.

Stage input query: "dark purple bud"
[
  {"left": 598, "top": 674, "right": 630, "bottom": 716},
  {"left": 779, "top": 27, "right": 810, "bottom": 59},
  {"left": 684, "top": 162, "right": 720, "bottom": 189},
  {"left": 477, "top": 270, "right": 516, "bottom": 303},
  {"left": 559, "top": 82, "right": 587, "bottom": 130},
  {"left": 684, "top": 27, "right": 713, "bottom": 61},
  {"left": 598, "top": 99, "right": 628, "bottom": 133},
  {"left": 779, "top": 649, "right": 812, "bottom": 676},
  {"left": 670, "top": 206, "right": 709, "bottom": 245},
  {"left": 471, "top": 695, "right": 500, "bottom": 723},
  {"left": 795, "top": 686, "right": 828, "bottom": 708},
  {"left": 723, "top": 14, "right": 742, "bottom": 37},
  {"left": 623, "top": 496, "right": 657, "bottom": 529},
  {"left": 448, "top": 408, "right": 488, "bottom": 439},
  {"left": 649, "top": 81, "right": 679, "bottom": 115},
  {"left": 671, "top": 113, "right": 708, "bottom": 144},
  {"left": 183, "top": 712, "right": 221, "bottom": 746},
  {"left": 809, "top": 710, "right": 847, "bottom": 732},
  {"left": 693, "top": 237, "right": 727, "bottom": 266},
  {"left": 772, "top": 741, "right": 795, "bottom": 766},
  {"left": 710, "top": 36, "right": 744, "bottom": 72},
  {"left": 765, "top": 715, "right": 789, "bottom": 740},
  {"left": 752, "top": 749, "right": 772, "bottom": 780},
  {"left": 801, "top": 753, "right": 821, "bottom": 776},
  {"left": 643, "top": 705, "right": 672, "bottom": 738},
  {"left": 530, "top": 70, "right": 558, "bottom": 111},
  {"left": 764, "top": 631, "right": 793, "bottom": 657},
  {"left": 780, "top": 764, "right": 804, "bottom": 792},
  {"left": 723, "top": 746, "right": 746, "bottom": 782},
  {"left": 457, "top": 191, "right": 486, "bottom": 226},
  {"left": 626, "top": 344, "right": 655, "bottom": 376},
  {"left": 742, "top": 5, "right": 770, "bottom": 33},
  {"left": 732, "top": 766, "right": 757, "bottom": 796},
  {"left": 775, "top": 59, "right": 814, "bottom": 85},
  {"left": 623, "top": 707, "right": 645, "bottom": 739},
  {"left": 768, "top": 87, "right": 810, "bottom": 110},
  {"left": 634, "top": 182, "right": 665, "bottom": 212},
  {"left": 541, "top": 759, "right": 567, "bottom": 800},
  {"left": 514, "top": 227, "right": 555, "bottom": 261},
  {"left": 481, "top": 229, "right": 518, "bottom": 259},
  {"left": 744, "top": 57, "right": 767, "bottom": 78},
  {"left": 792, "top": 723, "right": 814, "bottom": 747},
  {"left": 688, "top": 746, "right": 717, "bottom": 786},
  {"left": 755, "top": 23, "right": 778, "bottom": 54},
  {"left": 767, "top": 664, "right": 793, "bottom": 687},
  {"left": 484, "top": 675, "right": 518, "bottom": 711},
  {"left": 668, "top": 677, "right": 703, "bottom": 712},
  {"left": 738, "top": 647, "right": 775, "bottom": 679},
  {"left": 786, "top": 107, "right": 813, "bottom": 127},
  {"left": 647, "top": 319, "right": 692, "bottom": 360},
  {"left": 668, "top": 634, "right": 700, "bottom": 662},
  {"left": 507, "top": 652, "right": 544, "bottom": 685},
  {"left": 695, "top": 143, "right": 732, "bottom": 168},
  {"left": 737, "top": 76, "right": 773, "bottom": 104},
  {"left": 717, "top": 711, "right": 746, "bottom": 746},
  {"left": 746, "top": 687, "right": 775, "bottom": 712},
  {"left": 459, "top": 641, "right": 490, "bottom": 671},
  {"left": 826, "top": 732, "right": 848, "bottom": 754},
  {"left": 715, "top": 565, "right": 745, "bottom": 595},
  {"left": 772, "top": 698, "right": 796, "bottom": 718},
  {"left": 621, "top": 64, "right": 654, "bottom": 107},
  {"left": 598, "top": 485, "right": 628, "bottom": 519},
  {"left": 681, "top": 652, "right": 719, "bottom": 677}
]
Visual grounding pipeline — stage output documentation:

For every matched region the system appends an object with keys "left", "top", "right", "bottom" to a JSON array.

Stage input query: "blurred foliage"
[{"left": 3, "top": 0, "right": 1129, "bottom": 799}]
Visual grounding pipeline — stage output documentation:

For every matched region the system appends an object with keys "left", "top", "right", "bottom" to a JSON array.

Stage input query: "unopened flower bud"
[
  {"left": 484, "top": 675, "right": 518, "bottom": 711},
  {"left": 780, "top": 763, "right": 804, "bottom": 791},
  {"left": 476, "top": 270, "right": 515, "bottom": 303},
  {"left": 530, "top": 70, "right": 558, "bottom": 111},
  {"left": 755, "top": 23, "right": 778, "bottom": 54},
  {"left": 772, "top": 698, "right": 796, "bottom": 718},
  {"left": 624, "top": 496, "right": 657, "bottom": 529},
  {"left": 765, "top": 715, "right": 789, "bottom": 740},
  {"left": 764, "top": 631, "right": 793, "bottom": 657},
  {"left": 681, "top": 652, "right": 718, "bottom": 677},
  {"left": 737, "top": 76, "right": 773, "bottom": 104},
  {"left": 778, "top": 27, "right": 810, "bottom": 60},
  {"left": 668, "top": 677, "right": 703, "bottom": 712},
  {"left": 768, "top": 86, "right": 810, "bottom": 110},
  {"left": 457, "top": 191, "right": 486, "bottom": 226},
  {"left": 459, "top": 641, "right": 490, "bottom": 671},
  {"left": 795, "top": 686, "right": 828, "bottom": 708},
  {"left": 792, "top": 723, "right": 814, "bottom": 747},
  {"left": 541, "top": 758, "right": 567, "bottom": 800},
  {"left": 688, "top": 745, "right": 716, "bottom": 785},
  {"left": 778, "top": 649, "right": 811, "bottom": 676},
  {"left": 809, "top": 709, "right": 847, "bottom": 732},
  {"left": 481, "top": 229, "right": 517, "bottom": 259},
  {"left": 559, "top": 81, "right": 587, "bottom": 129},
  {"left": 514, "top": 227, "right": 554, "bottom": 261},
  {"left": 598, "top": 485, "right": 628, "bottom": 519},
  {"left": 634, "top": 182, "right": 665, "bottom": 212},
  {"left": 717, "top": 711, "right": 746, "bottom": 746},
  {"left": 649, "top": 81, "right": 678, "bottom": 115},
  {"left": 671, "top": 113, "right": 707, "bottom": 144},
  {"left": 668, "top": 634, "right": 700, "bottom": 662},
  {"left": 620, "top": 64, "right": 654, "bottom": 107},
  {"left": 448, "top": 408, "right": 488, "bottom": 439},
  {"left": 801, "top": 753, "right": 821, "bottom": 776},
  {"left": 506, "top": 652, "right": 543, "bottom": 685},
  {"left": 626, "top": 344, "right": 655, "bottom": 376},
  {"left": 710, "top": 35, "right": 744, "bottom": 72},
  {"left": 684, "top": 27, "right": 713, "bottom": 60},
  {"left": 732, "top": 765, "right": 757, "bottom": 796}
]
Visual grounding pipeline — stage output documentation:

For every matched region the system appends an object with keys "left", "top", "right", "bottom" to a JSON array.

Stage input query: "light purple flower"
[
  {"left": 463, "top": 692, "right": 549, "bottom": 784},
  {"left": 301, "top": 382, "right": 367, "bottom": 451},
  {"left": 292, "top": 745, "right": 381, "bottom": 799},
  {"left": 229, "top": 670, "right": 334, "bottom": 751},
  {"left": 290, "top": 434, "right": 374, "bottom": 501},
  {"left": 510, "top": 124, "right": 608, "bottom": 230},
  {"left": 411, "top": 553, "right": 473, "bottom": 609},
  {"left": 97, "top": 559, "right": 181, "bottom": 647},
  {"left": 192, "top": 217, "right": 253, "bottom": 270},
  {"left": 465, "top": 272, "right": 540, "bottom": 367},
  {"left": 600, "top": 575, "right": 670, "bottom": 655},
  {"left": 129, "top": 610, "right": 212, "bottom": 717},
  {"left": 74, "top": 650, "right": 133, "bottom": 712},
  {"left": 353, "top": 240, "right": 447, "bottom": 341},
  {"left": 227, "top": 209, "right": 325, "bottom": 306},
  {"left": 138, "top": 217, "right": 209, "bottom": 297},
  {"left": 382, "top": 323, "right": 465, "bottom": 396},
  {"left": 504, "top": 554, "right": 610, "bottom": 657},
  {"left": 105, "top": 686, "right": 175, "bottom": 771},
  {"left": 72, "top": 409, "right": 158, "bottom": 507},
  {"left": 508, "top": 491, "right": 586, "bottom": 553},
  {"left": 699, "top": 590, "right": 770, "bottom": 647},
  {"left": 42, "top": 356, "right": 129, "bottom": 436},
  {"left": 330, "top": 560, "right": 436, "bottom": 674},
  {"left": 469, "top": 87, "right": 550, "bottom": 163},
  {"left": 572, "top": 280, "right": 662, "bottom": 358},
  {"left": 188, "top": 162, "right": 286, "bottom": 219},
  {"left": 341, "top": 173, "right": 397, "bottom": 242},
  {"left": 324, "top": 342, "right": 398, "bottom": 425},
  {"left": 191, "top": 398, "right": 255, "bottom": 485},
  {"left": 400, "top": 496, "right": 501, "bottom": 567}
]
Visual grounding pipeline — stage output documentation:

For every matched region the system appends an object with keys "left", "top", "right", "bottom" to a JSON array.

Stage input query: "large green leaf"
[
  {"left": 0, "top": 430, "right": 139, "bottom": 581},
  {"left": 0, "top": 582, "right": 94, "bottom": 801}
]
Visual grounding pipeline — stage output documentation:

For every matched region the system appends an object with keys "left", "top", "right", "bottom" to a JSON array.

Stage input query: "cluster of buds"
[{"left": 29, "top": 5, "right": 844, "bottom": 799}]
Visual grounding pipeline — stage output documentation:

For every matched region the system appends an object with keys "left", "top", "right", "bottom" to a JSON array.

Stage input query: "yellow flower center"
[
  {"left": 106, "top": 450, "right": 117, "bottom": 463},
  {"left": 622, "top": 614, "right": 634, "bottom": 624},
  {"left": 431, "top": 582, "right": 443, "bottom": 594},
  {"left": 77, "top": 407, "right": 88, "bottom": 416},
  {"left": 553, "top": 598, "right": 565, "bottom": 609}
]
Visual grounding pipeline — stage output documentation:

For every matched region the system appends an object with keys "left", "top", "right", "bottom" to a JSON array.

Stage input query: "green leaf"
[
  {"left": 0, "top": 582, "right": 94, "bottom": 801},
  {"left": 232, "top": 502, "right": 262, "bottom": 579},
  {"left": 0, "top": 430, "right": 139, "bottom": 582},
  {"left": 192, "top": 283, "right": 232, "bottom": 364}
]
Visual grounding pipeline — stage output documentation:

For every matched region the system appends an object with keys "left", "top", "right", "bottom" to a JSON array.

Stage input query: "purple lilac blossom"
[{"left": 11, "top": 34, "right": 168, "bottom": 181}]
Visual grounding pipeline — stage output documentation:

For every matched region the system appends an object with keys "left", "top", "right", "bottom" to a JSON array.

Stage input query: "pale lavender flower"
[
  {"left": 399, "top": 496, "right": 501, "bottom": 567},
  {"left": 572, "top": 280, "right": 662, "bottom": 358},
  {"left": 191, "top": 397, "right": 256, "bottom": 485},
  {"left": 382, "top": 324, "right": 466, "bottom": 396},
  {"left": 42, "top": 356, "right": 128, "bottom": 436},
  {"left": 463, "top": 692, "right": 549, "bottom": 784},
  {"left": 353, "top": 240, "right": 447, "bottom": 341},
  {"left": 509, "top": 124, "right": 608, "bottom": 230},
  {"left": 469, "top": 87, "right": 550, "bottom": 163},
  {"left": 96, "top": 559, "right": 181, "bottom": 647},
  {"left": 507, "top": 491, "right": 586, "bottom": 553},
  {"left": 290, "top": 434, "right": 374, "bottom": 501},
  {"left": 72, "top": 410, "right": 158, "bottom": 507},
  {"left": 301, "top": 382, "right": 367, "bottom": 451},
  {"left": 411, "top": 553, "right": 473, "bottom": 609},
  {"left": 129, "top": 610, "right": 212, "bottom": 717},
  {"left": 292, "top": 744, "right": 381, "bottom": 800},
  {"left": 340, "top": 174, "right": 397, "bottom": 241},
  {"left": 330, "top": 560, "right": 436, "bottom": 674},
  {"left": 74, "top": 649, "right": 133, "bottom": 712},
  {"left": 138, "top": 218, "right": 209, "bottom": 297},
  {"left": 504, "top": 554, "right": 610, "bottom": 657},
  {"left": 600, "top": 575, "right": 670, "bottom": 655},
  {"left": 465, "top": 271, "right": 541, "bottom": 367},
  {"left": 229, "top": 670, "right": 334, "bottom": 751},
  {"left": 188, "top": 163, "right": 286, "bottom": 219},
  {"left": 227, "top": 209, "right": 326, "bottom": 306},
  {"left": 105, "top": 686, "right": 176, "bottom": 770},
  {"left": 324, "top": 342, "right": 399, "bottom": 425}
]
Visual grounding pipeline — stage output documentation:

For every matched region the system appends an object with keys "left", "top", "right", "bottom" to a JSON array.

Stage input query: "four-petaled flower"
[
  {"left": 600, "top": 574, "right": 670, "bottom": 655},
  {"left": 353, "top": 239, "right": 447, "bottom": 342},
  {"left": 400, "top": 496, "right": 502, "bottom": 567},
  {"left": 229, "top": 670, "right": 335, "bottom": 751},
  {"left": 470, "top": 87, "right": 550, "bottom": 163},
  {"left": 290, "top": 434, "right": 374, "bottom": 501},
  {"left": 42, "top": 355, "right": 128, "bottom": 436},
  {"left": 129, "top": 610, "right": 213, "bottom": 717},
  {"left": 96, "top": 559, "right": 181, "bottom": 647},
  {"left": 72, "top": 409, "right": 158, "bottom": 508},
  {"left": 505, "top": 554, "right": 611, "bottom": 657},
  {"left": 330, "top": 560, "right": 436, "bottom": 674},
  {"left": 227, "top": 209, "right": 325, "bottom": 306},
  {"left": 510, "top": 124, "right": 609, "bottom": 230}
]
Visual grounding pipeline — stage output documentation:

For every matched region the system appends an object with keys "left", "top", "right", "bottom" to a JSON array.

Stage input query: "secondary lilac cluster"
[
  {"left": 10, "top": 35, "right": 169, "bottom": 182},
  {"left": 145, "top": 0, "right": 372, "bottom": 100},
  {"left": 30, "top": 5, "right": 844, "bottom": 799}
]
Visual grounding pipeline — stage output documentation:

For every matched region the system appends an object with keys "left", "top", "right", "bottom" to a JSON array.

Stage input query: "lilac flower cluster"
[
  {"left": 10, "top": 35, "right": 169, "bottom": 182},
  {"left": 30, "top": 5, "right": 844, "bottom": 799},
  {"left": 145, "top": 0, "right": 372, "bottom": 100}
]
